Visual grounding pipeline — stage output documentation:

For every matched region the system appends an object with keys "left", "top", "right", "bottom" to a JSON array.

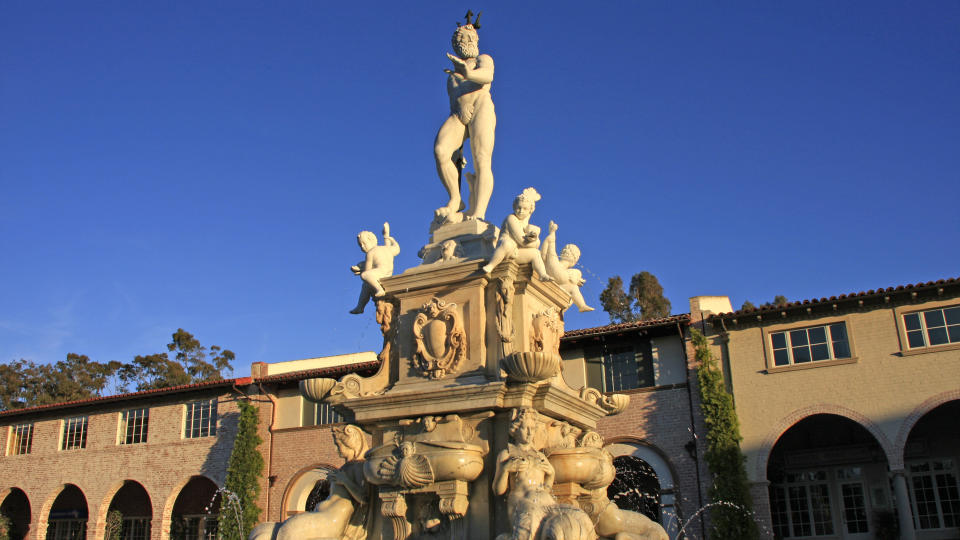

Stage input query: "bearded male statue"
[{"left": 434, "top": 11, "right": 496, "bottom": 223}]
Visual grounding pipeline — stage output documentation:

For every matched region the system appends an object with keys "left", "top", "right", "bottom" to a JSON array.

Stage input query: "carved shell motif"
[
  {"left": 377, "top": 442, "right": 435, "bottom": 488},
  {"left": 413, "top": 297, "right": 466, "bottom": 379}
]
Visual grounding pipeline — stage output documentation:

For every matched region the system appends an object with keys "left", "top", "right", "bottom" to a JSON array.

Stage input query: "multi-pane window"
[
  {"left": 302, "top": 400, "right": 344, "bottom": 426},
  {"left": 837, "top": 467, "right": 869, "bottom": 535},
  {"left": 61, "top": 416, "right": 88, "bottom": 450},
  {"left": 903, "top": 306, "right": 960, "bottom": 349},
  {"left": 8, "top": 423, "right": 34, "bottom": 455},
  {"left": 770, "top": 323, "right": 851, "bottom": 367},
  {"left": 184, "top": 399, "right": 217, "bottom": 438},
  {"left": 46, "top": 519, "right": 86, "bottom": 540},
  {"left": 909, "top": 459, "right": 960, "bottom": 530},
  {"left": 584, "top": 341, "right": 655, "bottom": 393},
  {"left": 769, "top": 469, "right": 834, "bottom": 537},
  {"left": 120, "top": 517, "right": 151, "bottom": 540},
  {"left": 120, "top": 408, "right": 149, "bottom": 445}
]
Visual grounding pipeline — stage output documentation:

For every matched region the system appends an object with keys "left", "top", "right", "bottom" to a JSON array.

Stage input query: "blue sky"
[{"left": 2, "top": 2, "right": 958, "bottom": 380}]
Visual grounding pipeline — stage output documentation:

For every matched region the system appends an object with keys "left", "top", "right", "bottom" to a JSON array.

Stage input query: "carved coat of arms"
[{"left": 413, "top": 298, "right": 466, "bottom": 379}]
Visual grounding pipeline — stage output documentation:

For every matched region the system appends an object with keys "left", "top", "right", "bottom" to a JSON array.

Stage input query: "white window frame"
[
  {"left": 301, "top": 398, "right": 344, "bottom": 426},
  {"left": 769, "top": 469, "right": 836, "bottom": 537},
  {"left": 907, "top": 459, "right": 960, "bottom": 530},
  {"left": 8, "top": 423, "right": 34, "bottom": 455},
  {"left": 61, "top": 416, "right": 88, "bottom": 450},
  {"left": 895, "top": 300, "right": 960, "bottom": 356},
  {"left": 119, "top": 408, "right": 149, "bottom": 445},
  {"left": 184, "top": 399, "right": 217, "bottom": 439},
  {"left": 902, "top": 305, "right": 960, "bottom": 349}
]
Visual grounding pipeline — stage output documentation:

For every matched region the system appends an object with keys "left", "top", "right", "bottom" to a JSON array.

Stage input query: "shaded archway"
[
  {"left": 281, "top": 465, "right": 337, "bottom": 519},
  {"left": 170, "top": 476, "right": 219, "bottom": 540},
  {"left": 46, "top": 485, "right": 87, "bottom": 540},
  {"left": 604, "top": 440, "right": 678, "bottom": 536},
  {"left": 902, "top": 399, "right": 960, "bottom": 534},
  {"left": 106, "top": 481, "right": 152, "bottom": 540},
  {"left": 766, "top": 414, "right": 888, "bottom": 539},
  {"left": 1, "top": 488, "right": 31, "bottom": 540}
]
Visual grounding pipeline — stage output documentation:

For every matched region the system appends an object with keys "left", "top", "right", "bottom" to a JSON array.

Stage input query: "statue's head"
[
  {"left": 559, "top": 244, "right": 581, "bottom": 264},
  {"left": 509, "top": 408, "right": 539, "bottom": 445},
  {"left": 332, "top": 424, "right": 369, "bottom": 461},
  {"left": 513, "top": 187, "right": 541, "bottom": 219},
  {"left": 451, "top": 25, "right": 479, "bottom": 59},
  {"left": 357, "top": 231, "right": 377, "bottom": 252}
]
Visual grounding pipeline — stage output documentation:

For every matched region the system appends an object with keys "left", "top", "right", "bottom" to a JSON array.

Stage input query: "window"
[
  {"left": 301, "top": 400, "right": 343, "bottom": 426},
  {"left": 8, "top": 423, "right": 33, "bottom": 455},
  {"left": 908, "top": 459, "right": 960, "bottom": 530},
  {"left": 903, "top": 306, "right": 960, "bottom": 349},
  {"left": 61, "top": 416, "right": 88, "bottom": 450},
  {"left": 584, "top": 341, "right": 655, "bottom": 392},
  {"left": 770, "top": 323, "right": 851, "bottom": 367},
  {"left": 120, "top": 408, "right": 149, "bottom": 445},
  {"left": 184, "top": 399, "right": 217, "bottom": 438},
  {"left": 769, "top": 469, "right": 834, "bottom": 537}
]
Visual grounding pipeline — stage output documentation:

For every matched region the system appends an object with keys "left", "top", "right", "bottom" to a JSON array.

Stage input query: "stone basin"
[
  {"left": 364, "top": 440, "right": 486, "bottom": 486},
  {"left": 546, "top": 446, "right": 615, "bottom": 490}
]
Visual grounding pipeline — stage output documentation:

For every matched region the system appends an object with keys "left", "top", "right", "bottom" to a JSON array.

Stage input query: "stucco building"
[{"left": 703, "top": 277, "right": 960, "bottom": 540}]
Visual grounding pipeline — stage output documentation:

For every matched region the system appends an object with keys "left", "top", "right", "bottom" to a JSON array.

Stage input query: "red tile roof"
[
  {"left": 561, "top": 314, "right": 690, "bottom": 340},
  {"left": 711, "top": 276, "right": 960, "bottom": 320},
  {"left": 0, "top": 360, "right": 380, "bottom": 418}
]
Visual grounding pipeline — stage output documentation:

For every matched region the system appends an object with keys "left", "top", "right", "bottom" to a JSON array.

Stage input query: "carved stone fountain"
[{"left": 249, "top": 12, "right": 669, "bottom": 540}]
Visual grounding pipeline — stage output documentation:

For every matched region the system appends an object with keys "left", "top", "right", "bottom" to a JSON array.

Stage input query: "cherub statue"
[
  {"left": 350, "top": 223, "right": 400, "bottom": 314},
  {"left": 493, "top": 409, "right": 595, "bottom": 540},
  {"left": 249, "top": 424, "right": 372, "bottom": 540},
  {"left": 541, "top": 221, "right": 594, "bottom": 312},
  {"left": 481, "top": 188, "right": 552, "bottom": 281}
]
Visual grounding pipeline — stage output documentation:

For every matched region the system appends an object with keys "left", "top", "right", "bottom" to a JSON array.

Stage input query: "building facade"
[{"left": 705, "top": 278, "right": 960, "bottom": 540}]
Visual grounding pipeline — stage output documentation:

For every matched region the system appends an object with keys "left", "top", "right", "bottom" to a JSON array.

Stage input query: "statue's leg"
[
  {"left": 434, "top": 116, "right": 467, "bottom": 216},
  {"left": 465, "top": 104, "right": 495, "bottom": 220},
  {"left": 350, "top": 282, "right": 374, "bottom": 314}
]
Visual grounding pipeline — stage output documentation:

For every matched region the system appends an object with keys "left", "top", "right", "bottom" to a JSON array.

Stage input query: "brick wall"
[{"left": 1, "top": 389, "right": 242, "bottom": 540}]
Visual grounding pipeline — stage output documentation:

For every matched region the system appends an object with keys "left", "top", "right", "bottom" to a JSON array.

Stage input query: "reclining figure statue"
[{"left": 249, "top": 425, "right": 372, "bottom": 540}]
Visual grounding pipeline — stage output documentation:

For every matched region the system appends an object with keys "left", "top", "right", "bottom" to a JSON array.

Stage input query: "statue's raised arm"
[{"left": 434, "top": 11, "right": 496, "bottom": 224}]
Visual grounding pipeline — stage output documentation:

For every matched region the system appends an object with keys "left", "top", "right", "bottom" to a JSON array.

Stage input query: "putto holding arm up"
[
  {"left": 350, "top": 223, "right": 400, "bottom": 314},
  {"left": 434, "top": 11, "right": 496, "bottom": 223},
  {"left": 541, "top": 221, "right": 594, "bottom": 312}
]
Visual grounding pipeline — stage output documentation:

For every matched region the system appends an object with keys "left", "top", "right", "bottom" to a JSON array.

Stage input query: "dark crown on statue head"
[{"left": 456, "top": 10, "right": 482, "bottom": 30}]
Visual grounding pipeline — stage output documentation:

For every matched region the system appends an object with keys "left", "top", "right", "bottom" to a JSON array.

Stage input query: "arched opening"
[
  {"left": 604, "top": 442, "right": 677, "bottom": 536},
  {"left": 767, "top": 414, "right": 888, "bottom": 539},
  {"left": 105, "top": 481, "right": 152, "bottom": 540},
  {"left": 903, "top": 399, "right": 960, "bottom": 535},
  {"left": 281, "top": 466, "right": 335, "bottom": 519},
  {"left": 170, "top": 477, "right": 219, "bottom": 540},
  {"left": 607, "top": 455, "right": 661, "bottom": 522},
  {"left": 1, "top": 488, "right": 31, "bottom": 540},
  {"left": 46, "top": 485, "right": 88, "bottom": 540}
]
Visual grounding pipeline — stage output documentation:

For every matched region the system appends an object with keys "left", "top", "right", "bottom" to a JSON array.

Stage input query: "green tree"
[
  {"left": 0, "top": 513, "right": 11, "bottom": 540},
  {"left": 105, "top": 510, "right": 123, "bottom": 540},
  {"left": 218, "top": 401, "right": 264, "bottom": 540},
  {"left": 117, "top": 329, "right": 234, "bottom": 392},
  {"left": 740, "top": 300, "right": 756, "bottom": 311},
  {"left": 691, "top": 328, "right": 759, "bottom": 540},
  {"left": 598, "top": 271, "right": 672, "bottom": 323},
  {"left": 0, "top": 355, "right": 121, "bottom": 411},
  {"left": 773, "top": 295, "right": 788, "bottom": 307}
]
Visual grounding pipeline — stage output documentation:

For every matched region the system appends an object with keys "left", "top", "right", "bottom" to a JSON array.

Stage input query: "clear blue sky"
[{"left": 2, "top": 2, "right": 958, "bottom": 380}]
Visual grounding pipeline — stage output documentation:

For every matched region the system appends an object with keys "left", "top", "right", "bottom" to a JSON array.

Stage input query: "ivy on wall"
[
  {"left": 691, "top": 327, "right": 759, "bottom": 540},
  {"left": 218, "top": 400, "right": 265, "bottom": 540}
]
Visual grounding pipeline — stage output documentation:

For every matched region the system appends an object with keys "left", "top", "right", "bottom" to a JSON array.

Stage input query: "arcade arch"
[
  {"left": 766, "top": 414, "right": 888, "bottom": 539},
  {"left": 45, "top": 485, "right": 88, "bottom": 540},
  {"left": 1, "top": 488, "right": 31, "bottom": 540},
  {"left": 105, "top": 481, "right": 152, "bottom": 540},
  {"left": 901, "top": 399, "right": 960, "bottom": 535},
  {"left": 169, "top": 476, "right": 220, "bottom": 540}
]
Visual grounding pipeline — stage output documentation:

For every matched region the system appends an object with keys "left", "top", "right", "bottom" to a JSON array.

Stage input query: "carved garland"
[{"left": 413, "top": 297, "right": 466, "bottom": 379}]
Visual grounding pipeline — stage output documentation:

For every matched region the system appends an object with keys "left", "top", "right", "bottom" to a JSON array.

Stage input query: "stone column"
[{"left": 890, "top": 470, "right": 916, "bottom": 540}]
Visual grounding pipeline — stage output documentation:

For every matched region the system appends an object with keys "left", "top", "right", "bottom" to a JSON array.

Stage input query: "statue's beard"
[{"left": 455, "top": 41, "right": 479, "bottom": 59}]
